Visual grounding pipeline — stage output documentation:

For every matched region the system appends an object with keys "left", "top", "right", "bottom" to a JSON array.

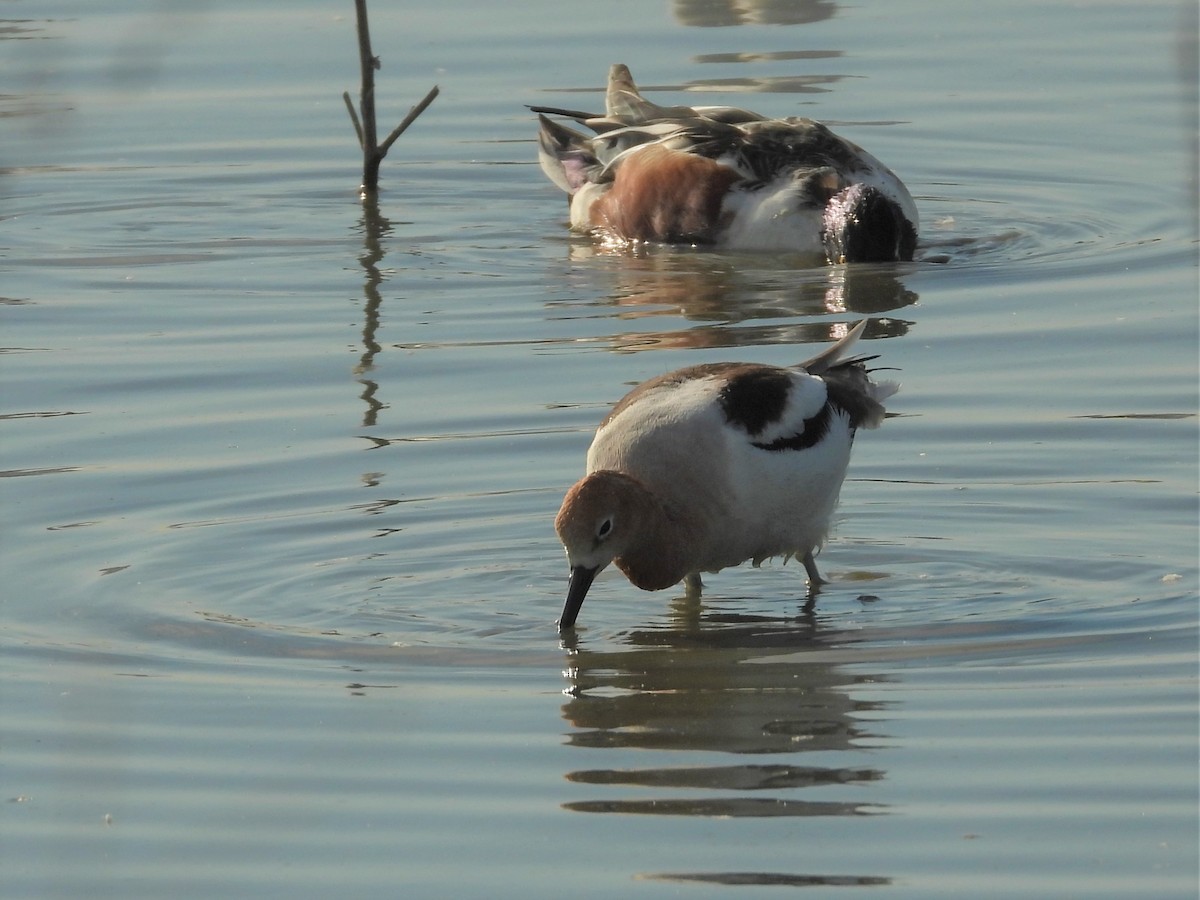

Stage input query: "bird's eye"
[{"left": 596, "top": 517, "right": 613, "bottom": 541}]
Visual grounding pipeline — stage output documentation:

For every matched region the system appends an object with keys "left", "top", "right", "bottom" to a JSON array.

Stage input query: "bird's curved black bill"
[{"left": 558, "top": 565, "right": 598, "bottom": 630}]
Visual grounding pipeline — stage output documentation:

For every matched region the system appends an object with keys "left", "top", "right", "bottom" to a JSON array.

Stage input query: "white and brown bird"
[
  {"left": 553, "top": 320, "right": 897, "bottom": 629},
  {"left": 533, "top": 64, "right": 918, "bottom": 263}
]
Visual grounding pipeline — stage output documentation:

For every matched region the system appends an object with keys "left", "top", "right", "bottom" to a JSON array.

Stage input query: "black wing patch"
[
  {"left": 716, "top": 366, "right": 834, "bottom": 452},
  {"left": 750, "top": 402, "right": 832, "bottom": 452},
  {"left": 716, "top": 367, "right": 792, "bottom": 436}
]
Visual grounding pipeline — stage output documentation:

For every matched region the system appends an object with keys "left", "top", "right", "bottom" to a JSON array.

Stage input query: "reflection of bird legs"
[
  {"left": 685, "top": 559, "right": 824, "bottom": 616},
  {"left": 669, "top": 576, "right": 705, "bottom": 633},
  {"left": 801, "top": 550, "right": 826, "bottom": 615}
]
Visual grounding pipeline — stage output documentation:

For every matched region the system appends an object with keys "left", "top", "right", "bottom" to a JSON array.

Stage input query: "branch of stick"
[{"left": 344, "top": 0, "right": 438, "bottom": 199}]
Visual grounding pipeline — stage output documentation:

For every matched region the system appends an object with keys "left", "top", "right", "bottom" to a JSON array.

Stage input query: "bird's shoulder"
[{"left": 599, "top": 362, "right": 827, "bottom": 440}]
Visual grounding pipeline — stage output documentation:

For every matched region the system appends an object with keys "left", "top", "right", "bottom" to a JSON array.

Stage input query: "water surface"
[{"left": 3, "top": 0, "right": 1197, "bottom": 896}]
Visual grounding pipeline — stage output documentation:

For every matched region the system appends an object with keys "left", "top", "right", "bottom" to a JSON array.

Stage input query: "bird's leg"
[
  {"left": 801, "top": 550, "right": 826, "bottom": 588},
  {"left": 801, "top": 551, "right": 825, "bottom": 614},
  {"left": 683, "top": 571, "right": 703, "bottom": 597}
]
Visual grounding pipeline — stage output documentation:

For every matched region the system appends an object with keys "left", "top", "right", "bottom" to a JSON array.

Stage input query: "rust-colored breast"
[{"left": 589, "top": 144, "right": 740, "bottom": 245}]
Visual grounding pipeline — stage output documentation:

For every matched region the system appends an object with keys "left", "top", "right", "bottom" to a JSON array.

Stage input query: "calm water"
[{"left": 3, "top": 0, "right": 1197, "bottom": 896}]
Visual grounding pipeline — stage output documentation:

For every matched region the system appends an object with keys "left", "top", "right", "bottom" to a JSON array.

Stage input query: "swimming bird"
[
  {"left": 554, "top": 320, "right": 897, "bottom": 629},
  {"left": 533, "top": 64, "right": 918, "bottom": 263}
]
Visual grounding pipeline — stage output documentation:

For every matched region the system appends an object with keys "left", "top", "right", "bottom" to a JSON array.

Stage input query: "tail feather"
[
  {"left": 801, "top": 321, "right": 898, "bottom": 429},
  {"left": 604, "top": 63, "right": 699, "bottom": 124},
  {"left": 536, "top": 115, "right": 601, "bottom": 195},
  {"left": 799, "top": 320, "right": 867, "bottom": 376}
]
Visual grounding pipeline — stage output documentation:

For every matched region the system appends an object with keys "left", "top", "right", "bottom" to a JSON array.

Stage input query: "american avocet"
[
  {"left": 553, "top": 320, "right": 897, "bottom": 629},
  {"left": 533, "top": 64, "right": 918, "bottom": 263}
]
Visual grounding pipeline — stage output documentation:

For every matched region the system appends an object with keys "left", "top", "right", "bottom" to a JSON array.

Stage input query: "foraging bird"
[
  {"left": 533, "top": 64, "right": 918, "bottom": 263},
  {"left": 554, "top": 320, "right": 897, "bottom": 629}
]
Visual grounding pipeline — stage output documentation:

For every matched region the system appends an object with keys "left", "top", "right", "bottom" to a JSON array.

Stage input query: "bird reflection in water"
[{"left": 558, "top": 600, "right": 894, "bottom": 886}]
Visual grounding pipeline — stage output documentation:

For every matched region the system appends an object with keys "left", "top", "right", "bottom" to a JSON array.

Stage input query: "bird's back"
[{"left": 586, "top": 361, "right": 863, "bottom": 573}]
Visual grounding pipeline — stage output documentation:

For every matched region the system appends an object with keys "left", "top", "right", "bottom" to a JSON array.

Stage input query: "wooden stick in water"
[{"left": 344, "top": 0, "right": 439, "bottom": 198}]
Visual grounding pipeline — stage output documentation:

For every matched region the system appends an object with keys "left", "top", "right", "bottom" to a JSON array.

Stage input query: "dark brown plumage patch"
[
  {"left": 716, "top": 366, "right": 794, "bottom": 436},
  {"left": 600, "top": 358, "right": 882, "bottom": 453},
  {"left": 698, "top": 119, "right": 872, "bottom": 184},
  {"left": 821, "top": 359, "right": 885, "bottom": 429},
  {"left": 750, "top": 402, "right": 832, "bottom": 452}
]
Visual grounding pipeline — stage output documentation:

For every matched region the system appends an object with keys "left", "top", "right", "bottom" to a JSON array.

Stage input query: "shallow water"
[{"left": 3, "top": 0, "right": 1197, "bottom": 896}]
